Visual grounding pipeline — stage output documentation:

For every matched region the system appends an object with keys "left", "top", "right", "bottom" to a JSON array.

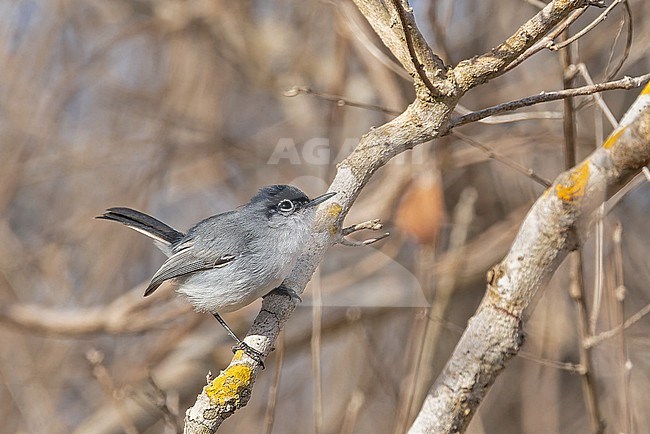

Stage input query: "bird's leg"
[
  {"left": 212, "top": 313, "right": 265, "bottom": 369},
  {"left": 264, "top": 284, "right": 302, "bottom": 303}
]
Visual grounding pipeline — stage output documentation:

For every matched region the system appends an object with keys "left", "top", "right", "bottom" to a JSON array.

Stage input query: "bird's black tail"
[{"left": 96, "top": 207, "right": 184, "bottom": 247}]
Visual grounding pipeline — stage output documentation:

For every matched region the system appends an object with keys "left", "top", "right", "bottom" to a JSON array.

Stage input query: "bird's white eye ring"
[{"left": 278, "top": 199, "right": 295, "bottom": 212}]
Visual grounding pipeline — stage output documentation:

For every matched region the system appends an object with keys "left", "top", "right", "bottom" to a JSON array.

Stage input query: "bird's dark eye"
[{"left": 278, "top": 199, "right": 295, "bottom": 212}]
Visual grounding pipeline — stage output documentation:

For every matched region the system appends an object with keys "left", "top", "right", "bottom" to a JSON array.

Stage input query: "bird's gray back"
[{"left": 171, "top": 209, "right": 292, "bottom": 312}]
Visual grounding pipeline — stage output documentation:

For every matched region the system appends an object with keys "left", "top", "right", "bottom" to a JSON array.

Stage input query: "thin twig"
[
  {"left": 287, "top": 86, "right": 565, "bottom": 125},
  {"left": 342, "top": 219, "right": 385, "bottom": 235},
  {"left": 337, "top": 0, "right": 413, "bottom": 80},
  {"left": 560, "top": 31, "right": 577, "bottom": 168},
  {"left": 551, "top": 0, "right": 623, "bottom": 51},
  {"left": 584, "top": 302, "right": 650, "bottom": 349},
  {"left": 560, "top": 39, "right": 604, "bottom": 433},
  {"left": 86, "top": 349, "right": 139, "bottom": 434},
  {"left": 603, "top": 167, "right": 650, "bottom": 214},
  {"left": 389, "top": 0, "right": 442, "bottom": 97},
  {"left": 575, "top": 64, "right": 618, "bottom": 127},
  {"left": 145, "top": 372, "right": 182, "bottom": 434},
  {"left": 263, "top": 331, "right": 285, "bottom": 434},
  {"left": 340, "top": 390, "right": 365, "bottom": 434},
  {"left": 569, "top": 253, "right": 605, "bottom": 433},
  {"left": 605, "top": 0, "right": 633, "bottom": 80},
  {"left": 449, "top": 73, "right": 650, "bottom": 128},
  {"left": 502, "top": 7, "right": 587, "bottom": 73},
  {"left": 612, "top": 222, "right": 632, "bottom": 434},
  {"left": 517, "top": 352, "right": 583, "bottom": 373},
  {"left": 340, "top": 219, "right": 390, "bottom": 246},
  {"left": 455, "top": 104, "right": 563, "bottom": 123},
  {"left": 453, "top": 132, "right": 552, "bottom": 187},
  {"left": 425, "top": 0, "right": 452, "bottom": 63},
  {"left": 402, "top": 187, "right": 477, "bottom": 431},
  {"left": 339, "top": 233, "right": 390, "bottom": 247},
  {"left": 311, "top": 270, "right": 323, "bottom": 434},
  {"left": 284, "top": 86, "right": 401, "bottom": 115}
]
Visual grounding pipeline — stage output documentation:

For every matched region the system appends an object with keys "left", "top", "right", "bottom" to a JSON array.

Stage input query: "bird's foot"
[
  {"left": 232, "top": 341, "right": 265, "bottom": 369},
  {"left": 264, "top": 284, "right": 302, "bottom": 303}
]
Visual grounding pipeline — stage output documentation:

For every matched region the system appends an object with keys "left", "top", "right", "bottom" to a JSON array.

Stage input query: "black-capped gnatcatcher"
[{"left": 97, "top": 185, "right": 336, "bottom": 365}]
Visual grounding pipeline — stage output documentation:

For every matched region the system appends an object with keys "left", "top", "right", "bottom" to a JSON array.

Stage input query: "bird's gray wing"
[{"left": 144, "top": 243, "right": 235, "bottom": 296}]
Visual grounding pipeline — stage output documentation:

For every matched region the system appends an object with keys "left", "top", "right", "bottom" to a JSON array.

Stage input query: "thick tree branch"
[{"left": 408, "top": 89, "right": 650, "bottom": 434}]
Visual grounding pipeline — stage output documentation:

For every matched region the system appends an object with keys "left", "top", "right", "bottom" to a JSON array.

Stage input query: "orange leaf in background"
[{"left": 395, "top": 169, "right": 446, "bottom": 246}]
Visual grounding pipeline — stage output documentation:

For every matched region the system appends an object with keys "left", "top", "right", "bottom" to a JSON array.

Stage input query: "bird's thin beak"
[{"left": 305, "top": 191, "right": 337, "bottom": 208}]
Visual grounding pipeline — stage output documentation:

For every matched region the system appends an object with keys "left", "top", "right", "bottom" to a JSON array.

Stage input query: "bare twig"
[
  {"left": 287, "top": 86, "right": 564, "bottom": 126},
  {"left": 551, "top": 0, "right": 623, "bottom": 50},
  {"left": 574, "top": 64, "right": 618, "bottom": 127},
  {"left": 603, "top": 167, "right": 650, "bottom": 214},
  {"left": 263, "top": 332, "right": 285, "bottom": 434},
  {"left": 0, "top": 288, "right": 192, "bottom": 337},
  {"left": 590, "top": 205, "right": 606, "bottom": 336},
  {"left": 560, "top": 36, "right": 605, "bottom": 433},
  {"left": 340, "top": 219, "right": 390, "bottom": 246},
  {"left": 337, "top": 1, "right": 413, "bottom": 80},
  {"left": 340, "top": 390, "right": 365, "bottom": 434},
  {"left": 311, "top": 271, "right": 323, "bottom": 434},
  {"left": 453, "top": 0, "right": 594, "bottom": 91},
  {"left": 339, "top": 233, "right": 390, "bottom": 247},
  {"left": 388, "top": 0, "right": 443, "bottom": 97},
  {"left": 144, "top": 372, "right": 182, "bottom": 434},
  {"left": 612, "top": 222, "right": 632, "bottom": 434},
  {"left": 517, "top": 352, "right": 583, "bottom": 373},
  {"left": 568, "top": 253, "right": 604, "bottom": 433},
  {"left": 450, "top": 73, "right": 650, "bottom": 128},
  {"left": 403, "top": 187, "right": 477, "bottom": 430},
  {"left": 86, "top": 349, "right": 139, "bottom": 434},
  {"left": 284, "top": 86, "right": 401, "bottom": 116},
  {"left": 503, "top": 7, "right": 588, "bottom": 73},
  {"left": 560, "top": 31, "right": 577, "bottom": 169},
  {"left": 342, "top": 219, "right": 384, "bottom": 235},
  {"left": 605, "top": 0, "right": 633, "bottom": 79},
  {"left": 453, "top": 132, "right": 552, "bottom": 187},
  {"left": 584, "top": 302, "right": 650, "bottom": 349},
  {"left": 455, "top": 104, "right": 563, "bottom": 123}
]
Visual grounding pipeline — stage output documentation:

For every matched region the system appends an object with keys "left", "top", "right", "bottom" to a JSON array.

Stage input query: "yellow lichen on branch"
[
  {"left": 327, "top": 202, "right": 343, "bottom": 219},
  {"left": 205, "top": 360, "right": 253, "bottom": 407},
  {"left": 556, "top": 162, "right": 590, "bottom": 202},
  {"left": 327, "top": 202, "right": 343, "bottom": 234},
  {"left": 602, "top": 128, "right": 624, "bottom": 149}
]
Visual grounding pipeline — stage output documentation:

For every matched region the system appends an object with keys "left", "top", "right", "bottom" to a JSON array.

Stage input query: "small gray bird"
[{"left": 97, "top": 185, "right": 336, "bottom": 364}]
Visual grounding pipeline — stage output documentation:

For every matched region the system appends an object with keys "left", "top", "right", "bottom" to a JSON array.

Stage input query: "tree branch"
[
  {"left": 408, "top": 90, "right": 650, "bottom": 434},
  {"left": 352, "top": 0, "right": 452, "bottom": 98},
  {"left": 450, "top": 73, "right": 650, "bottom": 128},
  {"left": 453, "top": 0, "right": 592, "bottom": 92},
  {"left": 388, "top": 0, "right": 444, "bottom": 97}
]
